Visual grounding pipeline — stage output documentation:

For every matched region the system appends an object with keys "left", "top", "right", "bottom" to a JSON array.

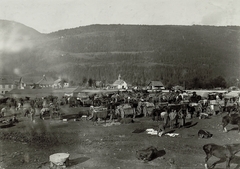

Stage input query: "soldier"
[
  {"left": 157, "top": 108, "right": 169, "bottom": 137},
  {"left": 179, "top": 104, "right": 187, "bottom": 127},
  {"left": 169, "top": 109, "right": 177, "bottom": 129},
  {"left": 29, "top": 107, "right": 35, "bottom": 121},
  {"left": 88, "top": 105, "right": 97, "bottom": 120},
  {"left": 109, "top": 101, "right": 114, "bottom": 121}
]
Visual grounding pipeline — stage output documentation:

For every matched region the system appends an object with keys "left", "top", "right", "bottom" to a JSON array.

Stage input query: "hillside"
[{"left": 1, "top": 20, "right": 240, "bottom": 88}]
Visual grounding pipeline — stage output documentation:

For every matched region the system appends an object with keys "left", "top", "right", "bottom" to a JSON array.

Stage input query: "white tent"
[{"left": 224, "top": 91, "right": 240, "bottom": 98}]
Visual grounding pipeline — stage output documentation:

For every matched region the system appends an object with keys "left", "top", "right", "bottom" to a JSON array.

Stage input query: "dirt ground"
[{"left": 1, "top": 107, "right": 240, "bottom": 169}]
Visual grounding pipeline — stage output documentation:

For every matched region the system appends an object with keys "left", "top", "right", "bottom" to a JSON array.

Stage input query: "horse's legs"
[
  {"left": 226, "top": 157, "right": 232, "bottom": 169},
  {"left": 210, "top": 158, "right": 226, "bottom": 169},
  {"left": 133, "top": 108, "right": 136, "bottom": 119},
  {"left": 222, "top": 122, "right": 228, "bottom": 132},
  {"left": 205, "top": 154, "right": 212, "bottom": 169}
]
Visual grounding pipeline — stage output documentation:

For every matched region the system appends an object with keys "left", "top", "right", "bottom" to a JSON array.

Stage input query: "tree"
[
  {"left": 82, "top": 76, "right": 87, "bottom": 85},
  {"left": 211, "top": 76, "right": 227, "bottom": 88},
  {"left": 88, "top": 78, "right": 93, "bottom": 87}
]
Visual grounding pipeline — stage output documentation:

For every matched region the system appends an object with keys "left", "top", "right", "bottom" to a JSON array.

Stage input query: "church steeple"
[{"left": 118, "top": 74, "right": 121, "bottom": 80}]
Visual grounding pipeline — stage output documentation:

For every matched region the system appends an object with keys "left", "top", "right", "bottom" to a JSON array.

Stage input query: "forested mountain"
[{"left": 1, "top": 20, "right": 240, "bottom": 89}]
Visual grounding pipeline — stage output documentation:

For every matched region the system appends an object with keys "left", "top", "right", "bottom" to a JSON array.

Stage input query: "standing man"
[
  {"left": 157, "top": 108, "right": 169, "bottom": 137},
  {"left": 169, "top": 109, "right": 177, "bottom": 129},
  {"left": 29, "top": 107, "right": 35, "bottom": 121},
  {"left": 179, "top": 104, "right": 187, "bottom": 127},
  {"left": 88, "top": 105, "right": 95, "bottom": 120},
  {"left": 109, "top": 101, "right": 115, "bottom": 121}
]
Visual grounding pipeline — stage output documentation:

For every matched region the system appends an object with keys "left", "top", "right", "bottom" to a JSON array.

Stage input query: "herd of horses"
[{"left": 1, "top": 89, "right": 240, "bottom": 169}]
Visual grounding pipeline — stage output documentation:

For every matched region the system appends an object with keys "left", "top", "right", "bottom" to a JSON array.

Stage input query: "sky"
[{"left": 0, "top": 0, "right": 240, "bottom": 33}]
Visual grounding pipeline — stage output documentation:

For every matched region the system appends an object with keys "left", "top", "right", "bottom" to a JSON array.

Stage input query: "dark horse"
[
  {"left": 203, "top": 143, "right": 240, "bottom": 169},
  {"left": 222, "top": 113, "right": 240, "bottom": 133}
]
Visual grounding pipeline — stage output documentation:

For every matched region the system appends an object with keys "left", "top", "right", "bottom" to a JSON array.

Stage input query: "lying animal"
[
  {"left": 222, "top": 113, "right": 240, "bottom": 133},
  {"left": 203, "top": 143, "right": 240, "bottom": 169},
  {"left": 136, "top": 146, "right": 159, "bottom": 162},
  {"left": 198, "top": 129, "right": 213, "bottom": 139}
]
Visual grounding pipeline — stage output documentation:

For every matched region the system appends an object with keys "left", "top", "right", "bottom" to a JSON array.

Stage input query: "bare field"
[{"left": 1, "top": 108, "right": 240, "bottom": 169}]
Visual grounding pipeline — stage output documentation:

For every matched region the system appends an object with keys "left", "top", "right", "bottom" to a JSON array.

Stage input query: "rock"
[{"left": 49, "top": 153, "right": 70, "bottom": 168}]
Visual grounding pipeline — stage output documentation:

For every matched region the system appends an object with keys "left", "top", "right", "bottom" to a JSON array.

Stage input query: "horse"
[
  {"left": 203, "top": 143, "right": 240, "bottom": 169},
  {"left": 222, "top": 113, "right": 240, "bottom": 133},
  {"left": 40, "top": 107, "right": 50, "bottom": 120},
  {"left": 92, "top": 109, "right": 108, "bottom": 125}
]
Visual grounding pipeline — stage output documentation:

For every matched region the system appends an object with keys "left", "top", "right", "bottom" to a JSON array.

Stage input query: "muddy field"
[{"left": 1, "top": 107, "right": 240, "bottom": 169}]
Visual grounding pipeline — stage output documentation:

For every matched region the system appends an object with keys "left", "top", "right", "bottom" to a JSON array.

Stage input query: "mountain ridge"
[{"left": 0, "top": 20, "right": 240, "bottom": 88}]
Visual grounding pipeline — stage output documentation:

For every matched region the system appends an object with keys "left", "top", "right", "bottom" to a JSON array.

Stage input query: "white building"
[
  {"left": 112, "top": 74, "right": 128, "bottom": 89},
  {"left": 53, "top": 78, "right": 69, "bottom": 88}
]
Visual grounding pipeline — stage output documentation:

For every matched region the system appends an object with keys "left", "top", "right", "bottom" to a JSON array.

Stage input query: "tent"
[
  {"left": 199, "top": 92, "right": 210, "bottom": 99},
  {"left": 172, "top": 85, "right": 184, "bottom": 91},
  {"left": 73, "top": 87, "right": 119, "bottom": 98},
  {"left": 224, "top": 91, "right": 240, "bottom": 99},
  {"left": 228, "top": 86, "right": 240, "bottom": 91}
]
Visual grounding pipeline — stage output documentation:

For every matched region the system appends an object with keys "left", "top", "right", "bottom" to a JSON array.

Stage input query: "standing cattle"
[
  {"left": 203, "top": 143, "right": 240, "bottom": 169},
  {"left": 222, "top": 113, "right": 240, "bottom": 133}
]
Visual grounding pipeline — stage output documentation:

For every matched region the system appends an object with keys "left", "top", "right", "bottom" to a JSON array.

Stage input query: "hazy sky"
[{"left": 1, "top": 0, "right": 240, "bottom": 33}]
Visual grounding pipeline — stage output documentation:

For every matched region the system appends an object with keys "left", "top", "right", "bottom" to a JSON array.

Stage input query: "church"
[{"left": 112, "top": 74, "right": 128, "bottom": 89}]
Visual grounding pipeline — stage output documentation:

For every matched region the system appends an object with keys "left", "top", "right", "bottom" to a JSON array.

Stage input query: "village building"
[
  {"left": 0, "top": 76, "right": 16, "bottom": 94},
  {"left": 148, "top": 81, "right": 165, "bottom": 90},
  {"left": 112, "top": 74, "right": 128, "bottom": 89},
  {"left": 19, "top": 75, "right": 55, "bottom": 89},
  {"left": 53, "top": 77, "right": 69, "bottom": 88}
]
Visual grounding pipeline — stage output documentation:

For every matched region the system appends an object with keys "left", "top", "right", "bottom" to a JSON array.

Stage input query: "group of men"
[{"left": 157, "top": 104, "right": 188, "bottom": 137}]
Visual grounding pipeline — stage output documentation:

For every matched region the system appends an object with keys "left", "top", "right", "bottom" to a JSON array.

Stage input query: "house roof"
[
  {"left": 22, "top": 75, "right": 55, "bottom": 85},
  {"left": 148, "top": 81, "right": 164, "bottom": 87},
  {"left": 54, "top": 79, "right": 62, "bottom": 84}
]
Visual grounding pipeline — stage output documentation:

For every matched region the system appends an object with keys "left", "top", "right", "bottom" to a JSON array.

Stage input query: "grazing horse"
[
  {"left": 203, "top": 143, "right": 240, "bottom": 169},
  {"left": 222, "top": 113, "right": 240, "bottom": 133}
]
